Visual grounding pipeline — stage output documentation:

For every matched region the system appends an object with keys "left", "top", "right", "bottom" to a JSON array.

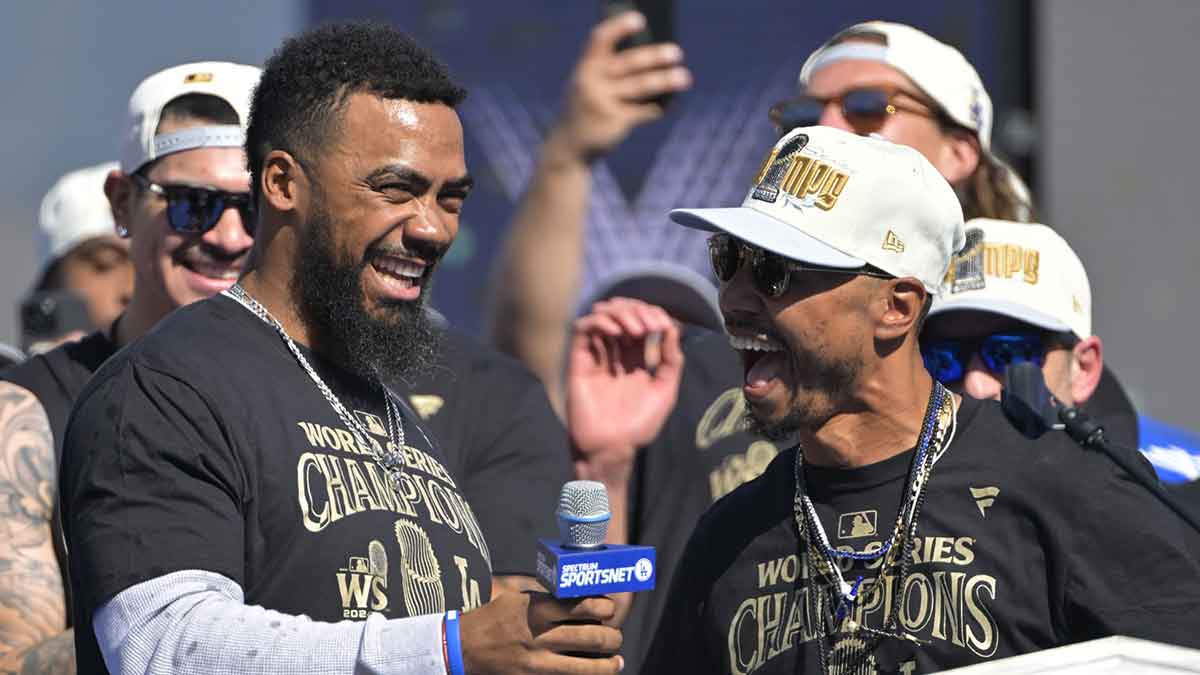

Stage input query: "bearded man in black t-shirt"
[
  {"left": 0, "top": 60, "right": 261, "bottom": 674},
  {"left": 61, "top": 23, "right": 622, "bottom": 675},
  {"left": 611, "top": 126, "right": 1200, "bottom": 674}
]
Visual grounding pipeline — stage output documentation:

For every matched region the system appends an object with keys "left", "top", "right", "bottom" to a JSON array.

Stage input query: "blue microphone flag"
[{"left": 536, "top": 539, "right": 656, "bottom": 598}]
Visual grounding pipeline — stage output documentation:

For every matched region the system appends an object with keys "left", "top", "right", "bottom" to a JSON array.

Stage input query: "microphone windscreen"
[
  {"left": 1002, "top": 361, "right": 1053, "bottom": 439},
  {"left": 556, "top": 480, "right": 610, "bottom": 548}
]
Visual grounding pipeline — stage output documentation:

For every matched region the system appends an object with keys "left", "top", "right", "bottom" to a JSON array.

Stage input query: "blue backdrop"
[{"left": 312, "top": 1, "right": 1031, "bottom": 336}]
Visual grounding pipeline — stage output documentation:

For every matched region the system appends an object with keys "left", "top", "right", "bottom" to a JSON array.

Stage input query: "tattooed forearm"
[
  {"left": 0, "top": 383, "right": 70, "bottom": 674},
  {"left": 7, "top": 629, "right": 74, "bottom": 675}
]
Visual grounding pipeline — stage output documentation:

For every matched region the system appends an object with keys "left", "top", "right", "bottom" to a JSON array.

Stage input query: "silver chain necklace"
[
  {"left": 795, "top": 382, "right": 957, "bottom": 675},
  {"left": 221, "top": 284, "right": 408, "bottom": 479}
]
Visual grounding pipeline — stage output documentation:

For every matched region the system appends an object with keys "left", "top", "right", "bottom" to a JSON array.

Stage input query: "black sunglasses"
[
  {"left": 132, "top": 173, "right": 256, "bottom": 236},
  {"left": 707, "top": 233, "right": 892, "bottom": 298},
  {"left": 768, "top": 87, "right": 941, "bottom": 137}
]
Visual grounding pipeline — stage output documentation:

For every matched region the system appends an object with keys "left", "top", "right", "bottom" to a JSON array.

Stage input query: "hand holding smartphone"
[{"left": 600, "top": 0, "right": 679, "bottom": 108}]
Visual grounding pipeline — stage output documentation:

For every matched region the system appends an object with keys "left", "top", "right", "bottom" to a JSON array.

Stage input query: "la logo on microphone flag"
[{"left": 536, "top": 539, "right": 657, "bottom": 599}]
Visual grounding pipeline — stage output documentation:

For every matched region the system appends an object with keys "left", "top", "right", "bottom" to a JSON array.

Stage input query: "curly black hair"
[{"left": 245, "top": 21, "right": 466, "bottom": 205}]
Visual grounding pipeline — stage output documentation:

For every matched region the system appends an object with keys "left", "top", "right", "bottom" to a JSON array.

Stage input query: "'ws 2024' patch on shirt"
[
  {"left": 642, "top": 395, "right": 1200, "bottom": 674},
  {"left": 62, "top": 295, "right": 492, "bottom": 675}
]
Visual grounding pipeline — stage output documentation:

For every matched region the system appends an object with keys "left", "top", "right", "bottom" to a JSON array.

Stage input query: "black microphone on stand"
[{"left": 1001, "top": 361, "right": 1200, "bottom": 536}]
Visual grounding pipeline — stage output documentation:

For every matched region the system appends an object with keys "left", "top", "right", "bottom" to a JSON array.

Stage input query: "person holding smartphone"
[{"left": 487, "top": 6, "right": 692, "bottom": 414}]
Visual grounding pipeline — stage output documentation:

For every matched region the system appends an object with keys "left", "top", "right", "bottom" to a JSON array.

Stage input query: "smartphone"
[{"left": 602, "top": 0, "right": 677, "bottom": 108}]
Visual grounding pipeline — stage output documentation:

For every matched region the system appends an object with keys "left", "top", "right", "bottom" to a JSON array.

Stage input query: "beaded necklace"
[{"left": 793, "top": 382, "right": 955, "bottom": 674}]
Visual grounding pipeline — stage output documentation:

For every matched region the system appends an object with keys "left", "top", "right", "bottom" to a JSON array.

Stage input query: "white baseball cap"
[
  {"left": 37, "top": 161, "right": 121, "bottom": 270},
  {"left": 670, "top": 126, "right": 965, "bottom": 294},
  {"left": 930, "top": 218, "right": 1092, "bottom": 338},
  {"left": 799, "top": 21, "right": 992, "bottom": 150},
  {"left": 119, "top": 61, "right": 261, "bottom": 174}
]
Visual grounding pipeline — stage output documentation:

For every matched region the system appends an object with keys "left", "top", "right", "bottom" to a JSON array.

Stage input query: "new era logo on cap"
[
  {"left": 670, "top": 126, "right": 964, "bottom": 294},
  {"left": 931, "top": 218, "right": 1092, "bottom": 338}
]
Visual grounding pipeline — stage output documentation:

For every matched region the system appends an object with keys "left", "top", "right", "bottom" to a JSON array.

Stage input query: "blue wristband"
[{"left": 444, "top": 610, "right": 465, "bottom": 675}]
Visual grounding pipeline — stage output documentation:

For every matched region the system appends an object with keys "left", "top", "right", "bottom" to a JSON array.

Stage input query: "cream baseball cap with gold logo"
[
  {"left": 119, "top": 61, "right": 261, "bottom": 174},
  {"left": 931, "top": 218, "right": 1092, "bottom": 338},
  {"left": 669, "top": 126, "right": 965, "bottom": 294}
]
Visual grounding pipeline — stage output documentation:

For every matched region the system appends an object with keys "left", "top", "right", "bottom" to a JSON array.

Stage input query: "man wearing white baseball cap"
[
  {"left": 922, "top": 220, "right": 1098, "bottom": 409},
  {"left": 922, "top": 219, "right": 1200, "bottom": 490},
  {"left": 775, "top": 20, "right": 1031, "bottom": 222},
  {"left": 23, "top": 161, "right": 133, "bottom": 351},
  {"left": 637, "top": 127, "right": 1200, "bottom": 674},
  {"left": 0, "top": 61, "right": 258, "bottom": 674}
]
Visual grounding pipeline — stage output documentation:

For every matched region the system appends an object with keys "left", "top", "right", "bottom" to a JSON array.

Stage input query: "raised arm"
[
  {"left": 487, "top": 10, "right": 691, "bottom": 411},
  {"left": 566, "top": 298, "right": 684, "bottom": 546},
  {"left": 0, "top": 382, "right": 73, "bottom": 675}
]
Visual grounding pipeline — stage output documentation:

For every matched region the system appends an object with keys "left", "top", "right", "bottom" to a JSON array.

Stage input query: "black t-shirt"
[
  {"left": 1085, "top": 366, "right": 1139, "bottom": 450},
  {"left": 622, "top": 333, "right": 1149, "bottom": 671},
  {"left": 1, "top": 331, "right": 117, "bottom": 467},
  {"left": 642, "top": 395, "right": 1200, "bottom": 674},
  {"left": 0, "top": 329, "right": 118, "bottom": 628},
  {"left": 396, "top": 329, "right": 570, "bottom": 577},
  {"left": 61, "top": 295, "right": 494, "bottom": 674},
  {"left": 623, "top": 331, "right": 789, "bottom": 668}
]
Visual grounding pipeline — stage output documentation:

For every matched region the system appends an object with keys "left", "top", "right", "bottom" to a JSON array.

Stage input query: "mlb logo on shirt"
[
  {"left": 354, "top": 410, "right": 388, "bottom": 437},
  {"left": 837, "top": 510, "right": 878, "bottom": 539}
]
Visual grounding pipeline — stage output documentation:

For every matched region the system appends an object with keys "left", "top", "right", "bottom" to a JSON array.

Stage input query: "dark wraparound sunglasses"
[
  {"left": 707, "top": 233, "right": 892, "bottom": 298},
  {"left": 769, "top": 87, "right": 942, "bottom": 137},
  {"left": 132, "top": 173, "right": 256, "bottom": 236},
  {"left": 921, "top": 332, "right": 1076, "bottom": 384}
]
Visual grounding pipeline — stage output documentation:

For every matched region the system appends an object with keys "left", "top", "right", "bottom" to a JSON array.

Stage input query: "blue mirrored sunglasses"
[{"left": 921, "top": 333, "right": 1053, "bottom": 384}]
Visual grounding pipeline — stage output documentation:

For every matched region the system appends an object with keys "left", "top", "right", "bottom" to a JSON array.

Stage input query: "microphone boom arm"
[{"left": 1000, "top": 361, "right": 1200, "bottom": 537}]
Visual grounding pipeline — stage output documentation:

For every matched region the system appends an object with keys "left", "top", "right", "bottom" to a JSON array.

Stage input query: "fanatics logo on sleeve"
[
  {"left": 970, "top": 486, "right": 1000, "bottom": 517},
  {"left": 408, "top": 395, "right": 445, "bottom": 420},
  {"left": 837, "top": 510, "right": 878, "bottom": 539}
]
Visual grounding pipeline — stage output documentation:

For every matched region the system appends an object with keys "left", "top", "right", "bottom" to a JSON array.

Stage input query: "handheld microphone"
[{"left": 535, "top": 481, "right": 656, "bottom": 598}]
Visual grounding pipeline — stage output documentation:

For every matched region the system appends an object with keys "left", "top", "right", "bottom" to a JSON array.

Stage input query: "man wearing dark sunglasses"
[
  {"left": 562, "top": 22, "right": 1052, "bottom": 671},
  {"left": 0, "top": 61, "right": 259, "bottom": 674},
  {"left": 637, "top": 127, "right": 1200, "bottom": 674},
  {"left": 922, "top": 218, "right": 1200, "bottom": 493},
  {"left": 922, "top": 219, "right": 1101, "bottom": 410},
  {"left": 781, "top": 20, "right": 1031, "bottom": 223}
]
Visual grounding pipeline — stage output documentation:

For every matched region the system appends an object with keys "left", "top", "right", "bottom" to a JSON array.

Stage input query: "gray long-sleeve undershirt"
[{"left": 95, "top": 569, "right": 447, "bottom": 675}]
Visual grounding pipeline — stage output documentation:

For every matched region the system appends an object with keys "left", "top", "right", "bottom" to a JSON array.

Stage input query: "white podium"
[{"left": 940, "top": 636, "right": 1200, "bottom": 674}]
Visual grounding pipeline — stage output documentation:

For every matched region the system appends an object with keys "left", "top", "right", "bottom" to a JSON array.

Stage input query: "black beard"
[
  {"left": 291, "top": 202, "right": 441, "bottom": 385},
  {"left": 743, "top": 336, "right": 862, "bottom": 442}
]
